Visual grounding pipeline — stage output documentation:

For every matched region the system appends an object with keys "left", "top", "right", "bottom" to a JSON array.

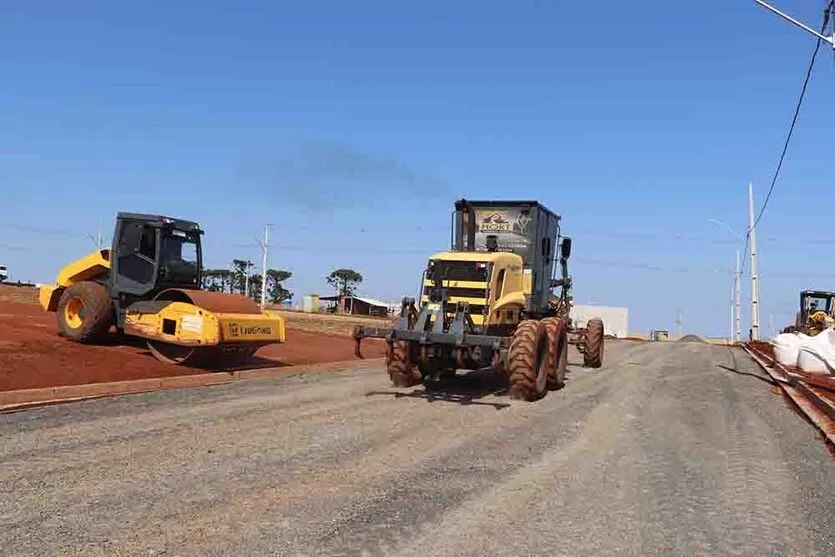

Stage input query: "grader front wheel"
[
  {"left": 387, "top": 340, "right": 423, "bottom": 387},
  {"left": 583, "top": 318, "right": 604, "bottom": 368},
  {"left": 542, "top": 317, "right": 568, "bottom": 390},
  {"left": 508, "top": 320, "right": 548, "bottom": 401}
]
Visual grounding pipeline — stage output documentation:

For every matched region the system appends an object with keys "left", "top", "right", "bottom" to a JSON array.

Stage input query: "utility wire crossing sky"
[{"left": 1, "top": 0, "right": 834, "bottom": 337}]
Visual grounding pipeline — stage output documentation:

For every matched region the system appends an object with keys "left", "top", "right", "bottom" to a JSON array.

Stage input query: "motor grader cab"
[
  {"left": 40, "top": 212, "right": 285, "bottom": 364},
  {"left": 787, "top": 290, "right": 835, "bottom": 336},
  {"left": 354, "top": 199, "right": 604, "bottom": 401}
]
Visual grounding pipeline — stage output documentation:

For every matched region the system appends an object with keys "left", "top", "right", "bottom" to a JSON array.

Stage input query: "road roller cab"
[{"left": 39, "top": 212, "right": 285, "bottom": 364}]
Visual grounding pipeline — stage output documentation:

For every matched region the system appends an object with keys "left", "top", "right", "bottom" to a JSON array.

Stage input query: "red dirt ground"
[{"left": 0, "top": 301, "right": 385, "bottom": 391}]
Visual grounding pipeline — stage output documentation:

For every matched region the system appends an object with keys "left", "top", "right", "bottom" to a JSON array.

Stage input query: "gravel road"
[{"left": 2, "top": 341, "right": 834, "bottom": 556}]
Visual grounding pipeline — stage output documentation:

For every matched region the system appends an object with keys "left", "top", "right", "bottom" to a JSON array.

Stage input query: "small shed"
[
  {"left": 319, "top": 295, "right": 392, "bottom": 317},
  {"left": 572, "top": 304, "right": 629, "bottom": 338},
  {"left": 302, "top": 294, "right": 320, "bottom": 313}
]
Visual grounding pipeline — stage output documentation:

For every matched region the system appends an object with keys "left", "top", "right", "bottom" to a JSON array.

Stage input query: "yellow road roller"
[{"left": 40, "top": 212, "right": 285, "bottom": 365}]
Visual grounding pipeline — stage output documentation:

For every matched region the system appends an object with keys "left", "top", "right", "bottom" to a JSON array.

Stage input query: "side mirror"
[{"left": 561, "top": 237, "right": 572, "bottom": 259}]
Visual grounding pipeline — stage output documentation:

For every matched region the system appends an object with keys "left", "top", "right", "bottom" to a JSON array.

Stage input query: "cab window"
[
  {"left": 494, "top": 269, "right": 506, "bottom": 300},
  {"left": 138, "top": 226, "right": 156, "bottom": 259}
]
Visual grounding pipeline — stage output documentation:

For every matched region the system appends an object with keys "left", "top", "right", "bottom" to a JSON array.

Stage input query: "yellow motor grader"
[
  {"left": 782, "top": 290, "right": 835, "bottom": 336},
  {"left": 354, "top": 199, "right": 604, "bottom": 402},
  {"left": 40, "top": 212, "right": 285, "bottom": 365}
]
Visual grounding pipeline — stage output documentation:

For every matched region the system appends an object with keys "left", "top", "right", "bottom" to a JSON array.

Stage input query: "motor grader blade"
[{"left": 124, "top": 288, "right": 285, "bottom": 365}]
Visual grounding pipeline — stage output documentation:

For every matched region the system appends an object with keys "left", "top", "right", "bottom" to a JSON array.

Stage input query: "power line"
[
  {"left": 742, "top": 3, "right": 832, "bottom": 276},
  {"left": 0, "top": 223, "right": 89, "bottom": 238},
  {"left": 754, "top": 6, "right": 830, "bottom": 231}
]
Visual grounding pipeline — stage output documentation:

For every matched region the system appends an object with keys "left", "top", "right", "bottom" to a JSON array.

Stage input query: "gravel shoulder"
[{"left": 2, "top": 341, "right": 833, "bottom": 556}]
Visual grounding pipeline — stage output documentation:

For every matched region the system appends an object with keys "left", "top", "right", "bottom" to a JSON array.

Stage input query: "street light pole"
[
  {"left": 748, "top": 183, "right": 760, "bottom": 341},
  {"left": 754, "top": 1, "right": 835, "bottom": 50},
  {"left": 260, "top": 224, "right": 273, "bottom": 311},
  {"left": 735, "top": 249, "right": 742, "bottom": 342},
  {"left": 675, "top": 309, "right": 682, "bottom": 338},
  {"left": 729, "top": 282, "right": 734, "bottom": 344},
  {"left": 708, "top": 218, "right": 746, "bottom": 343}
]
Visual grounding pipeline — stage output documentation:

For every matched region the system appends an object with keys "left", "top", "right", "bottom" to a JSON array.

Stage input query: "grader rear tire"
[
  {"left": 542, "top": 317, "right": 568, "bottom": 390},
  {"left": 387, "top": 340, "right": 422, "bottom": 387},
  {"left": 56, "top": 281, "right": 114, "bottom": 342},
  {"left": 583, "top": 317, "right": 604, "bottom": 368},
  {"left": 508, "top": 320, "right": 548, "bottom": 401}
]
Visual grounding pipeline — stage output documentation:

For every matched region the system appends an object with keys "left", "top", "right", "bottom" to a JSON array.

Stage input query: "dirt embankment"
[
  {"left": 267, "top": 309, "right": 391, "bottom": 336},
  {"left": 0, "top": 284, "right": 39, "bottom": 304},
  {"left": 0, "top": 300, "right": 385, "bottom": 392}
]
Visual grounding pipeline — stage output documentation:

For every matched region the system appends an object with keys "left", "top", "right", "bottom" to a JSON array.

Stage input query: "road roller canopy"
[{"left": 116, "top": 212, "right": 203, "bottom": 234}]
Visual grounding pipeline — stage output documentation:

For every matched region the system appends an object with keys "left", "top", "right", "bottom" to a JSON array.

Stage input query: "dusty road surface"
[{"left": 2, "top": 341, "right": 834, "bottom": 556}]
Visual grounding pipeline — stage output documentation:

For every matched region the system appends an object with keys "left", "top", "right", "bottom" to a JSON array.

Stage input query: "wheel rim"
[{"left": 63, "top": 297, "right": 85, "bottom": 329}]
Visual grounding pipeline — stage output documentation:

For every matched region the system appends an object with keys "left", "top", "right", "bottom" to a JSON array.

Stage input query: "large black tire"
[
  {"left": 583, "top": 317, "right": 604, "bottom": 368},
  {"left": 508, "top": 320, "right": 548, "bottom": 401},
  {"left": 56, "top": 281, "right": 114, "bottom": 343},
  {"left": 387, "top": 340, "right": 422, "bottom": 387},
  {"left": 542, "top": 317, "right": 568, "bottom": 391}
]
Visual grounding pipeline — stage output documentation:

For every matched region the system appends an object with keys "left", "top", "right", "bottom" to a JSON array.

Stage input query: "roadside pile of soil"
[{"left": 678, "top": 334, "right": 707, "bottom": 343}]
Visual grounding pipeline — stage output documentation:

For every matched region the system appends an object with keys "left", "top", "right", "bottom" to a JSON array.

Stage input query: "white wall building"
[{"left": 571, "top": 304, "right": 629, "bottom": 338}]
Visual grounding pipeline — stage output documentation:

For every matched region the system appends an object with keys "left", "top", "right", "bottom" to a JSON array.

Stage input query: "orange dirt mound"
[{"left": 0, "top": 300, "right": 385, "bottom": 391}]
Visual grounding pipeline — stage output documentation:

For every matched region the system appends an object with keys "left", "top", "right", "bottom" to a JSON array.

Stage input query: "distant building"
[
  {"left": 302, "top": 294, "right": 320, "bottom": 313},
  {"left": 319, "top": 295, "right": 393, "bottom": 318},
  {"left": 571, "top": 304, "right": 629, "bottom": 338}
]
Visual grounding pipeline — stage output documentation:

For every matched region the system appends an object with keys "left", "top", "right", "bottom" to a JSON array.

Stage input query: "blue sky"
[{"left": 1, "top": 0, "right": 834, "bottom": 337}]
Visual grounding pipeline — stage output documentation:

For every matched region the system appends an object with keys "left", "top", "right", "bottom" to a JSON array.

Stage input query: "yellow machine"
[
  {"left": 782, "top": 290, "right": 835, "bottom": 336},
  {"left": 40, "top": 212, "right": 285, "bottom": 365},
  {"left": 354, "top": 199, "right": 604, "bottom": 402}
]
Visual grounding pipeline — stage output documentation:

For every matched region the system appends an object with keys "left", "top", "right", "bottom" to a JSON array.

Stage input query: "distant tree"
[
  {"left": 215, "top": 269, "right": 233, "bottom": 293},
  {"left": 200, "top": 269, "right": 217, "bottom": 291},
  {"left": 327, "top": 268, "right": 363, "bottom": 297},
  {"left": 266, "top": 269, "right": 293, "bottom": 304},
  {"left": 201, "top": 269, "right": 230, "bottom": 292},
  {"left": 231, "top": 259, "right": 255, "bottom": 295},
  {"left": 247, "top": 273, "right": 262, "bottom": 302}
]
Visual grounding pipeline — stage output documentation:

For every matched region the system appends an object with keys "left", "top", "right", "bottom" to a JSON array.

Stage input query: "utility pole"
[
  {"left": 244, "top": 260, "right": 253, "bottom": 299},
  {"left": 735, "top": 249, "right": 742, "bottom": 342},
  {"left": 707, "top": 218, "right": 745, "bottom": 342},
  {"left": 87, "top": 224, "right": 104, "bottom": 250},
  {"left": 675, "top": 310, "right": 682, "bottom": 338},
  {"left": 729, "top": 283, "right": 735, "bottom": 344},
  {"left": 754, "top": 1, "right": 835, "bottom": 51},
  {"left": 748, "top": 183, "right": 760, "bottom": 340},
  {"left": 260, "top": 224, "right": 273, "bottom": 311}
]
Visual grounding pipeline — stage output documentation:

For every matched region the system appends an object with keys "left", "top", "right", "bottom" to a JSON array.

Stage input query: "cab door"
[{"left": 111, "top": 220, "right": 160, "bottom": 297}]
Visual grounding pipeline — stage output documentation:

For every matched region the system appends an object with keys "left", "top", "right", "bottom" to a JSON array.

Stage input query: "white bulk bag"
[
  {"left": 772, "top": 333, "right": 804, "bottom": 367},
  {"left": 797, "top": 328, "right": 835, "bottom": 375}
]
